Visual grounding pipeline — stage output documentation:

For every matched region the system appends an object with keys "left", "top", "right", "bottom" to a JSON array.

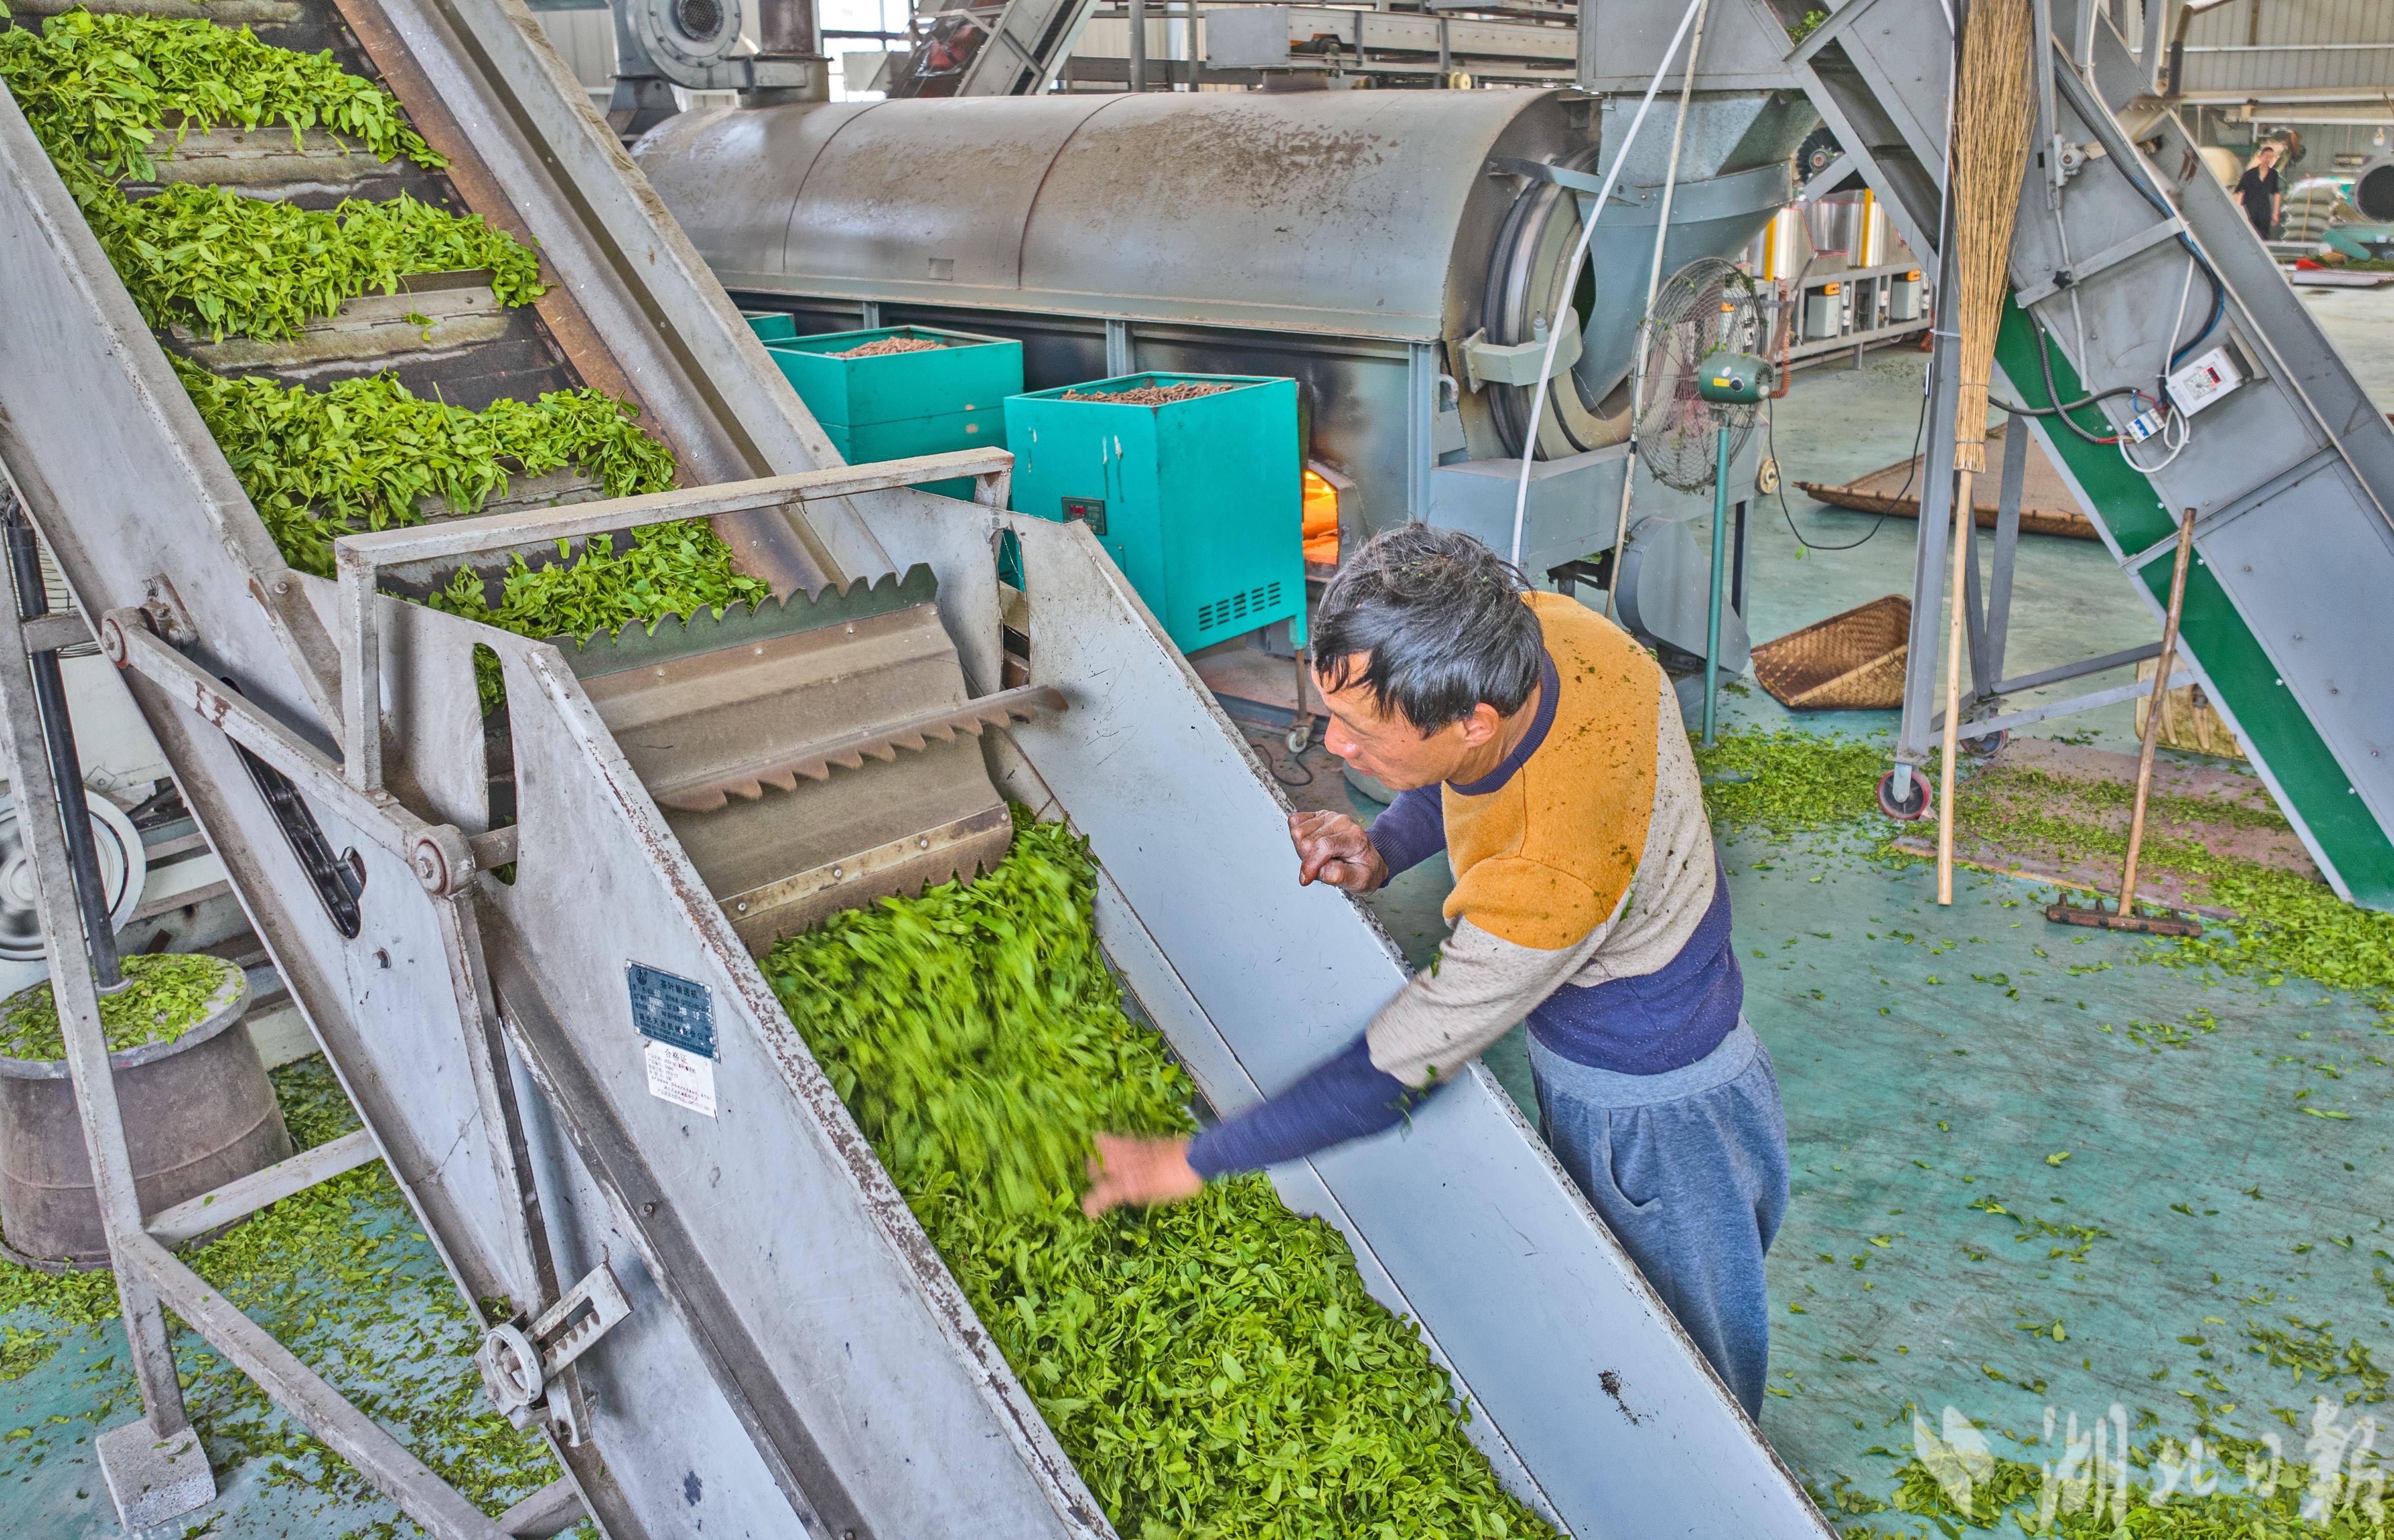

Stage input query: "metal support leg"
[
  {"left": 1961, "top": 474, "right": 1991, "bottom": 704},
  {"left": 2032, "top": 0, "right": 2061, "bottom": 205},
  {"left": 0, "top": 510, "right": 203, "bottom": 1523},
  {"left": 859, "top": 300, "right": 882, "bottom": 329},
  {"left": 1896, "top": 336, "right": 1962, "bottom": 763},
  {"left": 1984, "top": 419, "right": 2029, "bottom": 688},
  {"left": 1105, "top": 319, "right": 1133, "bottom": 378},
  {"left": 1127, "top": 0, "right": 1146, "bottom": 91},
  {"left": 1703, "top": 427, "right": 1731, "bottom": 745},
  {"left": 1731, "top": 497, "right": 1748, "bottom": 615},
  {"left": 1406, "top": 342, "right": 1436, "bottom": 520},
  {"left": 2, "top": 498, "right": 121, "bottom": 989}
]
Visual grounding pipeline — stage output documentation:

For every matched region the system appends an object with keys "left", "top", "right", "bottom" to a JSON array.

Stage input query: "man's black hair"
[{"left": 1311, "top": 524, "right": 1543, "bottom": 734}]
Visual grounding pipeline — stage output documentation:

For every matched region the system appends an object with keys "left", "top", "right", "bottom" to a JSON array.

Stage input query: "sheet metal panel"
[{"left": 639, "top": 89, "right": 1583, "bottom": 342}]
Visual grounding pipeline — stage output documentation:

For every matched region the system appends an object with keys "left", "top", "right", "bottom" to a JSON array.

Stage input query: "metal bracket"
[
  {"left": 478, "top": 1262, "right": 632, "bottom": 1429},
  {"left": 1458, "top": 308, "right": 1583, "bottom": 392},
  {"left": 1486, "top": 155, "right": 1611, "bottom": 198},
  {"left": 1793, "top": 152, "right": 1856, "bottom": 205},
  {"left": 2014, "top": 215, "right": 2185, "bottom": 308},
  {"left": 138, "top": 573, "right": 198, "bottom": 648}
]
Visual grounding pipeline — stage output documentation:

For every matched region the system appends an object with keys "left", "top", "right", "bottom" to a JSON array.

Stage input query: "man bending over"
[{"left": 1082, "top": 524, "right": 1790, "bottom": 1416}]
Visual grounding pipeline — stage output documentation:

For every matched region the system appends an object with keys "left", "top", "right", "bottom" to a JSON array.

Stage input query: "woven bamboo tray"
[
  {"left": 1750, "top": 594, "right": 1911, "bottom": 710},
  {"left": 1793, "top": 422, "right": 2099, "bottom": 540}
]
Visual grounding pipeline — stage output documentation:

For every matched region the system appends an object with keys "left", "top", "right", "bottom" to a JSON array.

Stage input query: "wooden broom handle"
[
  {"left": 1935, "top": 466, "right": 1975, "bottom": 905},
  {"left": 2118, "top": 507, "right": 2199, "bottom": 914}
]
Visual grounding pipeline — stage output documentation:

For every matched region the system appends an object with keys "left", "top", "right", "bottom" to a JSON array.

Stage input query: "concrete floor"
[{"left": 6, "top": 290, "right": 2389, "bottom": 1539}]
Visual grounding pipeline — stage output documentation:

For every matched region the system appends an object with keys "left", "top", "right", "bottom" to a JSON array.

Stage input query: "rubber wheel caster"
[
  {"left": 1877, "top": 768, "right": 1933, "bottom": 822},
  {"left": 1961, "top": 726, "right": 2009, "bottom": 758},
  {"left": 1286, "top": 721, "right": 1313, "bottom": 754}
]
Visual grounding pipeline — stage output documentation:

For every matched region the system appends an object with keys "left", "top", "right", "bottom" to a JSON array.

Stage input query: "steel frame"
[
  {"left": 1801, "top": 0, "right": 2394, "bottom": 892},
  {"left": 0, "top": 516, "right": 533, "bottom": 1539},
  {"left": 72, "top": 450, "right": 1062, "bottom": 1537}
]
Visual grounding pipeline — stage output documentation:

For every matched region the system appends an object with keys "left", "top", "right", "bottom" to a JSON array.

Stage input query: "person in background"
[
  {"left": 1079, "top": 525, "right": 1790, "bottom": 1418},
  {"left": 2235, "top": 143, "right": 2282, "bottom": 243}
]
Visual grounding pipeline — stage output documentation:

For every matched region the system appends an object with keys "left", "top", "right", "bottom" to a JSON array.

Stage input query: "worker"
[
  {"left": 2235, "top": 143, "right": 2281, "bottom": 242},
  {"left": 1083, "top": 525, "right": 1789, "bottom": 1418}
]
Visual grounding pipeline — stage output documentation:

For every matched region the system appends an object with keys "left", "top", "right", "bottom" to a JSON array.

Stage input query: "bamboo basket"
[{"left": 1750, "top": 594, "right": 1912, "bottom": 710}]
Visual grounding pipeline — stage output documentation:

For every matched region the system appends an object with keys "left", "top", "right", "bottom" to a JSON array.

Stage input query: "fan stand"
[{"left": 1703, "top": 422, "right": 1734, "bottom": 746}]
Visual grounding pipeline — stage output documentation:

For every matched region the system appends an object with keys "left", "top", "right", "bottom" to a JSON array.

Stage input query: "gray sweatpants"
[{"left": 1529, "top": 1019, "right": 1790, "bottom": 1418}]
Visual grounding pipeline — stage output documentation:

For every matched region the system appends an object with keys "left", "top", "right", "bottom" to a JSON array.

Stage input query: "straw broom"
[{"left": 1936, "top": 0, "right": 2035, "bottom": 905}]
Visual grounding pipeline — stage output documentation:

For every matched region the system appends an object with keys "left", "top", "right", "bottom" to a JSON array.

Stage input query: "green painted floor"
[
  {"left": 0, "top": 1061, "right": 574, "bottom": 1540},
  {"left": 1263, "top": 713, "right": 2388, "bottom": 1536},
  {"left": 8, "top": 292, "right": 2390, "bottom": 1539}
]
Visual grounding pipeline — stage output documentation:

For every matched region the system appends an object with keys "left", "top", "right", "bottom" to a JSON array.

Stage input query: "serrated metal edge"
[
  {"left": 655, "top": 685, "right": 1066, "bottom": 812},
  {"left": 558, "top": 562, "right": 940, "bottom": 678}
]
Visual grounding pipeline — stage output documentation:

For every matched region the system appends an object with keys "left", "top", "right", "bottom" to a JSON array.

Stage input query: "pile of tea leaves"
[
  {"left": 1847, "top": 1430, "right": 2390, "bottom": 1539},
  {"left": 432, "top": 520, "right": 772, "bottom": 712},
  {"left": 0, "top": 13, "right": 441, "bottom": 197},
  {"left": 6, "top": 14, "right": 750, "bottom": 711},
  {"left": 0, "top": 951, "right": 239, "bottom": 1063},
  {"left": 171, "top": 358, "right": 680, "bottom": 575},
  {"left": 1942, "top": 760, "right": 2394, "bottom": 1019},
  {"left": 96, "top": 185, "right": 545, "bottom": 343},
  {"left": 1693, "top": 728, "right": 1891, "bottom": 841},
  {"left": 763, "top": 812, "right": 1555, "bottom": 1540}
]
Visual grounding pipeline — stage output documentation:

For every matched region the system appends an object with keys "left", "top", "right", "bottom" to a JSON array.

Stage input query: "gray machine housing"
[{"left": 632, "top": 84, "right": 1808, "bottom": 662}]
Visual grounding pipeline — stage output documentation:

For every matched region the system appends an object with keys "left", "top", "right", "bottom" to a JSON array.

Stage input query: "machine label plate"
[
  {"left": 627, "top": 962, "right": 716, "bottom": 1058},
  {"left": 644, "top": 1040, "right": 718, "bottom": 1118}
]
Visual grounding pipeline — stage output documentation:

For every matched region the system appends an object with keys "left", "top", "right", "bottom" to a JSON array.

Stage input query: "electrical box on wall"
[{"left": 2166, "top": 343, "right": 2248, "bottom": 417}]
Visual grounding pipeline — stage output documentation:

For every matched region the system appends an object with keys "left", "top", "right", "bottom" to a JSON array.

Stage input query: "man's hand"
[
  {"left": 1081, "top": 1134, "right": 1203, "bottom": 1216},
  {"left": 1288, "top": 810, "right": 1388, "bottom": 893}
]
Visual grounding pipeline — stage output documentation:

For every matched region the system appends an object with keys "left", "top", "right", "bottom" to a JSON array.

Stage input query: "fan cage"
[{"left": 1634, "top": 258, "right": 1765, "bottom": 493}]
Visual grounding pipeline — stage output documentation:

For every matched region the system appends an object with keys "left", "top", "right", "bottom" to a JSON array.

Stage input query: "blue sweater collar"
[{"left": 1448, "top": 647, "right": 1558, "bottom": 798}]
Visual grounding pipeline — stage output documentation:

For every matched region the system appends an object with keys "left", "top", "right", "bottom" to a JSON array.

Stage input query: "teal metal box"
[
  {"left": 1005, "top": 373, "right": 1304, "bottom": 653},
  {"left": 763, "top": 325, "right": 1022, "bottom": 498},
  {"left": 763, "top": 326, "right": 1022, "bottom": 429},
  {"left": 743, "top": 310, "right": 797, "bottom": 342}
]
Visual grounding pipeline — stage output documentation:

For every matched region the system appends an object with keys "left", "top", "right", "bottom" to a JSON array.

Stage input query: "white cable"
[
  {"left": 2118, "top": 255, "right": 2199, "bottom": 473},
  {"left": 1597, "top": 0, "right": 1713, "bottom": 615},
  {"left": 2162, "top": 253, "right": 2196, "bottom": 377},
  {"left": 1505, "top": 0, "right": 1708, "bottom": 568}
]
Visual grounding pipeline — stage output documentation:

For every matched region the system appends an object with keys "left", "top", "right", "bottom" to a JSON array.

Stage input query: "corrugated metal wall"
[{"left": 2178, "top": 0, "right": 2394, "bottom": 97}]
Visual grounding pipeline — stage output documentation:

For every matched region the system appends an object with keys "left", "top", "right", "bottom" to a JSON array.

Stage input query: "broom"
[{"left": 1935, "top": 0, "right": 2035, "bottom": 906}]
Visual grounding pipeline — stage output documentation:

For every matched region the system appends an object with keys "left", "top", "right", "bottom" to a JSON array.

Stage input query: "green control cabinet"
[
  {"left": 1004, "top": 373, "right": 1305, "bottom": 653},
  {"left": 761, "top": 325, "right": 1023, "bottom": 498}
]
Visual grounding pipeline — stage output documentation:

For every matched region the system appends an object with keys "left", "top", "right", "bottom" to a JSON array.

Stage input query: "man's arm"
[
  {"left": 1085, "top": 872, "right": 1612, "bottom": 1211},
  {"left": 1192, "top": 907, "right": 1607, "bottom": 1172},
  {"left": 1361, "top": 786, "right": 1446, "bottom": 878},
  {"left": 1287, "top": 788, "right": 1446, "bottom": 894}
]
